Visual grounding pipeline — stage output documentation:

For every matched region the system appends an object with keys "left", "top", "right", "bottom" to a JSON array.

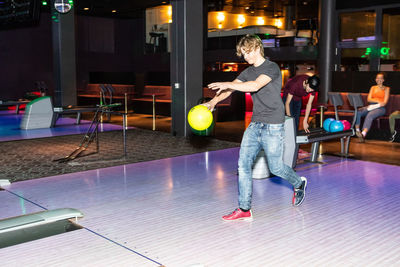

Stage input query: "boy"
[
  {"left": 282, "top": 74, "right": 320, "bottom": 133},
  {"left": 204, "top": 35, "right": 307, "bottom": 221}
]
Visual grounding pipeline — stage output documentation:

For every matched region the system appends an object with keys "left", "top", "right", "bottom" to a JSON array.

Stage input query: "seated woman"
[{"left": 355, "top": 72, "right": 390, "bottom": 142}]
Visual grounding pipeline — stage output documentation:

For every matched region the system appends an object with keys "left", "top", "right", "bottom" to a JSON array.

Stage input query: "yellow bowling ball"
[{"left": 188, "top": 105, "right": 214, "bottom": 131}]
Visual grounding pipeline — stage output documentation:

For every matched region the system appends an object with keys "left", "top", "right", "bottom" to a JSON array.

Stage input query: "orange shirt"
[{"left": 370, "top": 86, "right": 386, "bottom": 103}]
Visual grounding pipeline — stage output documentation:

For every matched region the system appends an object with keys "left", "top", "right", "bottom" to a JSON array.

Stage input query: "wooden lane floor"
[
  {"left": 0, "top": 110, "right": 127, "bottom": 142},
  {"left": 301, "top": 139, "right": 400, "bottom": 166},
  {"left": 98, "top": 113, "right": 400, "bottom": 166},
  {"left": 1, "top": 148, "right": 400, "bottom": 266}
]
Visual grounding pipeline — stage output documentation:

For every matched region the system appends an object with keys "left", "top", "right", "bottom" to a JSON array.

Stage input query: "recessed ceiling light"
[
  {"left": 112, "top": 10, "right": 117, "bottom": 13},
  {"left": 83, "top": 7, "right": 89, "bottom": 10}
]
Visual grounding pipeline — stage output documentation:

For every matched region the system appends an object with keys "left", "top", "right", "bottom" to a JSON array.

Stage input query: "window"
[
  {"left": 381, "top": 8, "right": 400, "bottom": 71},
  {"left": 340, "top": 48, "right": 370, "bottom": 71},
  {"left": 340, "top": 11, "right": 375, "bottom": 42}
]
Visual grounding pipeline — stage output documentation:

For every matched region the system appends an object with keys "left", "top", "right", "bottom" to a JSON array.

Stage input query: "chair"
[
  {"left": 99, "top": 84, "right": 115, "bottom": 120},
  {"left": 346, "top": 93, "right": 365, "bottom": 128},
  {"left": 327, "top": 92, "right": 355, "bottom": 157}
]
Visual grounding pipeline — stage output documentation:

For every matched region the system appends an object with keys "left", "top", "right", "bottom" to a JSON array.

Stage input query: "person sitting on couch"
[{"left": 355, "top": 72, "right": 390, "bottom": 142}]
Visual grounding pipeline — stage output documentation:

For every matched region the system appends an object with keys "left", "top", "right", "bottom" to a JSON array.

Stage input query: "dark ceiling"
[
  {"left": 72, "top": 0, "right": 318, "bottom": 19},
  {"left": 73, "top": 0, "right": 171, "bottom": 18}
]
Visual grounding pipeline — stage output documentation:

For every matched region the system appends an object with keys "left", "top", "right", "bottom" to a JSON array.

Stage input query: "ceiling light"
[
  {"left": 217, "top": 12, "right": 225, "bottom": 22},
  {"left": 275, "top": 18, "right": 282, "bottom": 28},
  {"left": 237, "top": 14, "right": 245, "bottom": 25},
  {"left": 257, "top": 17, "right": 265, "bottom": 25}
]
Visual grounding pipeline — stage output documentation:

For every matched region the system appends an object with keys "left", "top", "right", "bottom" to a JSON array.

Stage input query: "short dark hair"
[{"left": 306, "top": 75, "right": 320, "bottom": 91}]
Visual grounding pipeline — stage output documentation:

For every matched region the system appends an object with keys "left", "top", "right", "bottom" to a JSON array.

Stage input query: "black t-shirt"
[{"left": 237, "top": 59, "right": 285, "bottom": 124}]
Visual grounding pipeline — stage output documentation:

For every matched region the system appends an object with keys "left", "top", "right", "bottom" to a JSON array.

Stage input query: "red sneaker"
[{"left": 222, "top": 208, "right": 253, "bottom": 221}]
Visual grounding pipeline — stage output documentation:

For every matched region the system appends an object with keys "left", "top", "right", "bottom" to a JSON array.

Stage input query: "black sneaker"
[
  {"left": 390, "top": 130, "right": 398, "bottom": 142},
  {"left": 356, "top": 130, "right": 365, "bottom": 143},
  {"left": 293, "top": 177, "right": 307, "bottom": 206}
]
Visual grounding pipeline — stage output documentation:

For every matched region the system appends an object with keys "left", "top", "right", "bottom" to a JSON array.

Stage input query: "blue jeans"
[
  {"left": 355, "top": 106, "right": 386, "bottom": 131},
  {"left": 238, "top": 122, "right": 302, "bottom": 210},
  {"left": 283, "top": 97, "right": 302, "bottom": 132}
]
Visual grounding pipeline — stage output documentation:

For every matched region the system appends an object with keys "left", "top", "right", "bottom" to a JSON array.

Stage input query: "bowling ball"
[
  {"left": 329, "top": 120, "right": 344, "bottom": 132},
  {"left": 340, "top": 120, "right": 351, "bottom": 130},
  {"left": 323, "top": 118, "right": 335, "bottom": 132},
  {"left": 191, "top": 119, "right": 215, "bottom": 136},
  {"left": 188, "top": 105, "right": 214, "bottom": 131}
]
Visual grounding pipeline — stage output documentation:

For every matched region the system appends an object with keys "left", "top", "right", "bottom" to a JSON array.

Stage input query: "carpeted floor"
[{"left": 1, "top": 128, "right": 239, "bottom": 183}]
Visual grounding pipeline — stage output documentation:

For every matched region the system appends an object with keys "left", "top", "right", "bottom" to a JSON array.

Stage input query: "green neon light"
[
  {"left": 361, "top": 46, "right": 390, "bottom": 59},
  {"left": 42, "top": 1, "right": 48, "bottom": 5},
  {"left": 382, "top": 41, "right": 388, "bottom": 44},
  {"left": 380, "top": 47, "right": 390, "bottom": 55}
]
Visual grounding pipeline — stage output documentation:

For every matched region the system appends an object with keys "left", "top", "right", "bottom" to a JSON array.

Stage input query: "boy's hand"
[
  {"left": 201, "top": 101, "right": 216, "bottom": 112},
  {"left": 303, "top": 121, "right": 310, "bottom": 133},
  {"left": 208, "top": 82, "right": 230, "bottom": 95}
]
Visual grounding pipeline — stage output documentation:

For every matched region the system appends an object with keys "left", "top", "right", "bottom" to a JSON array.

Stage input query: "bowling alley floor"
[
  {"left": 108, "top": 113, "right": 400, "bottom": 166},
  {"left": 0, "top": 110, "right": 125, "bottom": 142},
  {"left": 1, "top": 112, "right": 400, "bottom": 266},
  {"left": 2, "top": 146, "right": 400, "bottom": 266},
  {"left": 0, "top": 112, "right": 239, "bottom": 183}
]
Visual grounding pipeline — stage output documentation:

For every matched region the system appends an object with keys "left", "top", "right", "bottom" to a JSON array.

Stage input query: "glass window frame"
[{"left": 335, "top": 4, "right": 400, "bottom": 72}]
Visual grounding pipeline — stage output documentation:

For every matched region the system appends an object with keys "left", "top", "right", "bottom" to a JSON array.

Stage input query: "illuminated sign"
[{"left": 361, "top": 43, "right": 390, "bottom": 59}]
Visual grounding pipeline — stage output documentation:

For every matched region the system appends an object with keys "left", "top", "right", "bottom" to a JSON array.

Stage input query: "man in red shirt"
[{"left": 282, "top": 75, "right": 320, "bottom": 133}]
